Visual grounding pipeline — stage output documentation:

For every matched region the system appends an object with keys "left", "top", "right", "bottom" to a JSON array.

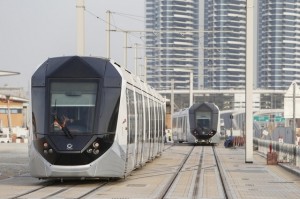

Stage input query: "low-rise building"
[{"left": 0, "top": 94, "right": 29, "bottom": 140}]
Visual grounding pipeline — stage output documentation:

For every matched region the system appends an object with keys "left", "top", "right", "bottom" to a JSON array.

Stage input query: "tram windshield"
[
  {"left": 195, "top": 111, "right": 211, "bottom": 129},
  {"left": 49, "top": 81, "right": 98, "bottom": 135}
]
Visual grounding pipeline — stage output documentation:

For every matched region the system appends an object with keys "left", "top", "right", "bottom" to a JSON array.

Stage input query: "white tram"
[
  {"left": 29, "top": 56, "right": 165, "bottom": 179},
  {"left": 172, "top": 102, "right": 221, "bottom": 144}
]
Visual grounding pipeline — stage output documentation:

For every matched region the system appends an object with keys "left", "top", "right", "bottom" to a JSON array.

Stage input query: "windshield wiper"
[
  {"left": 61, "top": 125, "right": 73, "bottom": 138},
  {"left": 53, "top": 115, "right": 73, "bottom": 139},
  {"left": 53, "top": 100, "right": 73, "bottom": 139}
]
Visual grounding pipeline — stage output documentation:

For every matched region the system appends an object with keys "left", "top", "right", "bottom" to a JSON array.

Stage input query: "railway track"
[
  {"left": 161, "top": 144, "right": 227, "bottom": 199},
  {"left": 10, "top": 180, "right": 109, "bottom": 199},
  {"left": 4, "top": 144, "right": 228, "bottom": 199}
]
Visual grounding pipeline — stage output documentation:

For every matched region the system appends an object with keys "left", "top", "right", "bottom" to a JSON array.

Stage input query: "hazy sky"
[{"left": 0, "top": 0, "right": 144, "bottom": 92}]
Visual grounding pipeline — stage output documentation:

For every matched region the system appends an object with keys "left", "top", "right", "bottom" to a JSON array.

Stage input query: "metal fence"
[{"left": 254, "top": 138, "right": 300, "bottom": 167}]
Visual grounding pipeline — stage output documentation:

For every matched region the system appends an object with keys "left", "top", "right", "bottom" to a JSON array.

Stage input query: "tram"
[
  {"left": 172, "top": 102, "right": 221, "bottom": 144},
  {"left": 29, "top": 56, "right": 165, "bottom": 179}
]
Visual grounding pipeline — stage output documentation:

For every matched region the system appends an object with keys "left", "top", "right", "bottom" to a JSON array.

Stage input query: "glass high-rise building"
[
  {"left": 258, "top": 1, "right": 300, "bottom": 90},
  {"left": 145, "top": 0, "right": 200, "bottom": 91},
  {"left": 204, "top": 0, "right": 246, "bottom": 89}
]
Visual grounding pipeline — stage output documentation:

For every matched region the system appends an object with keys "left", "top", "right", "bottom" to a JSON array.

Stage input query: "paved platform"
[
  {"left": 215, "top": 145, "right": 300, "bottom": 199},
  {"left": 1, "top": 143, "right": 300, "bottom": 198}
]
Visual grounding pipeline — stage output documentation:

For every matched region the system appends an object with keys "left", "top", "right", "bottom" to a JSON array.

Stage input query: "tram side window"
[
  {"left": 108, "top": 97, "right": 120, "bottom": 132},
  {"left": 155, "top": 101, "right": 159, "bottom": 140},
  {"left": 178, "top": 117, "right": 182, "bottom": 132},
  {"left": 150, "top": 99, "right": 154, "bottom": 141},
  {"left": 159, "top": 104, "right": 163, "bottom": 142},
  {"left": 172, "top": 118, "right": 177, "bottom": 131},
  {"left": 144, "top": 96, "right": 150, "bottom": 142},
  {"left": 126, "top": 89, "right": 136, "bottom": 144},
  {"left": 162, "top": 104, "right": 166, "bottom": 132},
  {"left": 50, "top": 81, "right": 97, "bottom": 134},
  {"left": 136, "top": 93, "right": 143, "bottom": 143},
  {"left": 183, "top": 116, "right": 187, "bottom": 134},
  {"left": 158, "top": 104, "right": 161, "bottom": 141}
]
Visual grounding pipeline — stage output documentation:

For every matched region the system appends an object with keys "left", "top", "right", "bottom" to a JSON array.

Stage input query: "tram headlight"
[
  {"left": 42, "top": 141, "right": 53, "bottom": 155},
  {"left": 43, "top": 142, "right": 48, "bottom": 149},
  {"left": 86, "top": 139, "right": 101, "bottom": 155},
  {"left": 92, "top": 142, "right": 99, "bottom": 148},
  {"left": 93, "top": 149, "right": 99, "bottom": 155},
  {"left": 87, "top": 148, "right": 93, "bottom": 153}
]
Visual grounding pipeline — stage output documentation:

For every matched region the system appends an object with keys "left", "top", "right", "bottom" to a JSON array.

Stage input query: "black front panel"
[
  {"left": 33, "top": 135, "right": 114, "bottom": 165},
  {"left": 189, "top": 103, "right": 218, "bottom": 140}
]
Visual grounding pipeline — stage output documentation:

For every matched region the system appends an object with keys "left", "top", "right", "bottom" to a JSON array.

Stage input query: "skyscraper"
[
  {"left": 145, "top": 0, "right": 200, "bottom": 91},
  {"left": 258, "top": 1, "right": 300, "bottom": 90},
  {"left": 204, "top": 0, "right": 247, "bottom": 89}
]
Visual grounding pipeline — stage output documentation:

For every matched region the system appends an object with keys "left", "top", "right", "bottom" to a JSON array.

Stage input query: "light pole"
[
  {"left": 173, "top": 68, "right": 193, "bottom": 107},
  {"left": 230, "top": 114, "right": 233, "bottom": 137},
  {"left": 76, "top": 0, "right": 85, "bottom": 56},
  {"left": 133, "top": 43, "right": 143, "bottom": 76},
  {"left": 106, "top": 10, "right": 111, "bottom": 58},
  {"left": 293, "top": 82, "right": 296, "bottom": 145},
  {"left": 171, "top": 79, "right": 174, "bottom": 130},
  {"left": 169, "top": 69, "right": 193, "bottom": 132},
  {"left": 245, "top": 0, "right": 254, "bottom": 163},
  {"left": 6, "top": 95, "right": 12, "bottom": 135},
  {"left": 123, "top": 31, "right": 128, "bottom": 67}
]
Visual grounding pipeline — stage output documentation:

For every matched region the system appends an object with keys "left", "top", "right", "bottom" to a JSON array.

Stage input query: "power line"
[
  {"left": 113, "top": 11, "right": 145, "bottom": 23},
  {"left": 84, "top": 8, "right": 145, "bottom": 43}
]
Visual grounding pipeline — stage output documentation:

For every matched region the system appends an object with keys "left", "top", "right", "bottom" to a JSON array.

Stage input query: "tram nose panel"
[
  {"left": 49, "top": 135, "right": 92, "bottom": 151},
  {"left": 193, "top": 128, "right": 208, "bottom": 135}
]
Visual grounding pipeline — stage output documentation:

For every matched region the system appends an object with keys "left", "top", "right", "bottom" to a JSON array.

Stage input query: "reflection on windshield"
[
  {"left": 196, "top": 118, "right": 210, "bottom": 129},
  {"left": 196, "top": 111, "right": 211, "bottom": 129},
  {"left": 50, "top": 81, "right": 97, "bottom": 135}
]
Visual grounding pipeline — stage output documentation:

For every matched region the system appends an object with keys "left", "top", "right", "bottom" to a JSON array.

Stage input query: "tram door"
[
  {"left": 172, "top": 117, "right": 178, "bottom": 141},
  {"left": 157, "top": 105, "right": 163, "bottom": 153},
  {"left": 149, "top": 99, "right": 154, "bottom": 158},
  {"left": 153, "top": 102, "right": 159, "bottom": 156},
  {"left": 135, "top": 93, "right": 143, "bottom": 167},
  {"left": 177, "top": 117, "right": 183, "bottom": 142},
  {"left": 126, "top": 89, "right": 136, "bottom": 172},
  {"left": 182, "top": 116, "right": 187, "bottom": 141},
  {"left": 142, "top": 96, "right": 150, "bottom": 162}
]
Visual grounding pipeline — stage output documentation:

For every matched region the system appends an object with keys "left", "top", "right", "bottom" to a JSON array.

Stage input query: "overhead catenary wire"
[
  {"left": 112, "top": 11, "right": 145, "bottom": 23},
  {"left": 83, "top": 7, "right": 230, "bottom": 45},
  {"left": 82, "top": 5, "right": 225, "bottom": 74},
  {"left": 84, "top": 8, "right": 145, "bottom": 43},
  {"left": 83, "top": 6, "right": 229, "bottom": 54}
]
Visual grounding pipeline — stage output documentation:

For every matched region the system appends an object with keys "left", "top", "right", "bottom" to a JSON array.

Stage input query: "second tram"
[{"left": 172, "top": 102, "right": 221, "bottom": 144}]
